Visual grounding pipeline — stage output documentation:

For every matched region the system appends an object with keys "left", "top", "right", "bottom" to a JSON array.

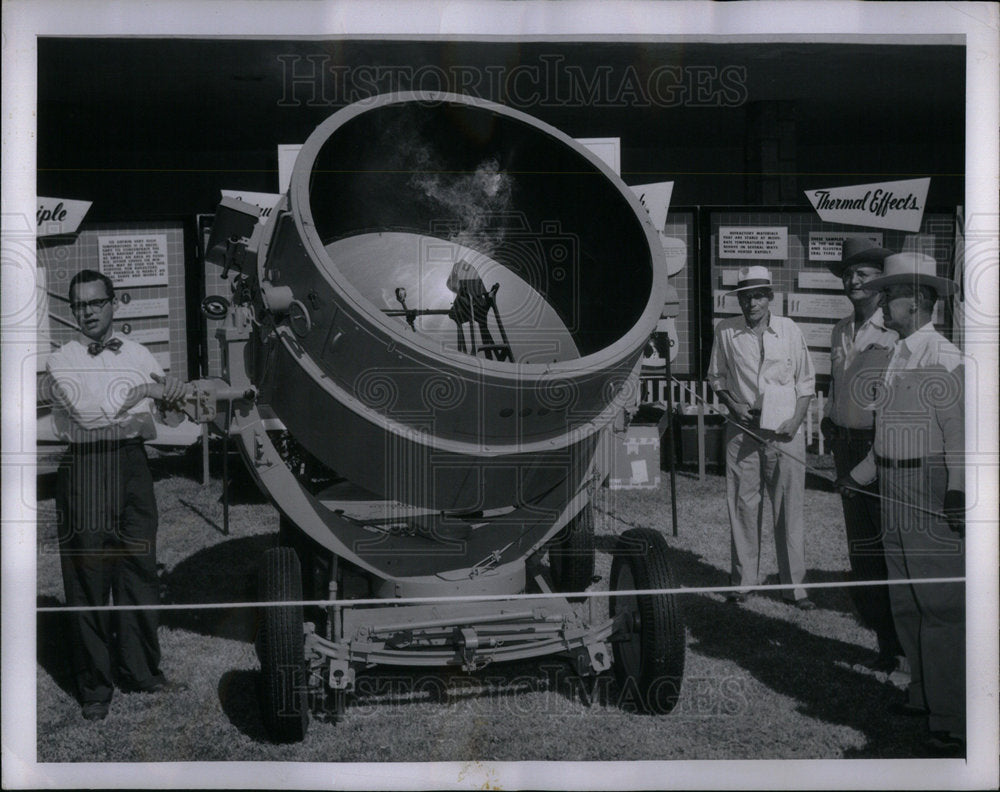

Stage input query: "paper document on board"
[{"left": 759, "top": 385, "right": 797, "bottom": 431}]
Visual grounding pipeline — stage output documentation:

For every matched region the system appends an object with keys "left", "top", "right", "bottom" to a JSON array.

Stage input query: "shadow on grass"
[
  {"left": 219, "top": 653, "right": 603, "bottom": 744},
  {"left": 218, "top": 669, "right": 269, "bottom": 742},
  {"left": 149, "top": 446, "right": 269, "bottom": 505},
  {"left": 160, "top": 534, "right": 277, "bottom": 642},
  {"left": 37, "top": 471, "right": 58, "bottom": 501},
  {"left": 595, "top": 524, "right": 863, "bottom": 620},
  {"left": 176, "top": 498, "right": 226, "bottom": 535},
  {"left": 657, "top": 543, "right": 925, "bottom": 758}
]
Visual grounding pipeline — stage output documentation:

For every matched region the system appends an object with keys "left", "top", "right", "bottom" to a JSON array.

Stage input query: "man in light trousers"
[{"left": 708, "top": 266, "right": 816, "bottom": 609}]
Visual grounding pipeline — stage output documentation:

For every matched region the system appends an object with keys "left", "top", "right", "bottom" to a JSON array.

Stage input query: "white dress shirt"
[
  {"left": 45, "top": 334, "right": 165, "bottom": 443},
  {"left": 850, "top": 323, "right": 964, "bottom": 490},
  {"left": 825, "top": 307, "right": 898, "bottom": 429},
  {"left": 708, "top": 313, "right": 816, "bottom": 412}
]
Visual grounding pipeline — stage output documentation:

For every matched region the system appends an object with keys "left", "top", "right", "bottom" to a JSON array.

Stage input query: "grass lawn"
[{"left": 34, "top": 451, "right": 930, "bottom": 763}]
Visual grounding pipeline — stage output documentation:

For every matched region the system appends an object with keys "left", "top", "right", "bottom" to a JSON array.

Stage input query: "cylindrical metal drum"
[{"left": 250, "top": 92, "right": 668, "bottom": 512}]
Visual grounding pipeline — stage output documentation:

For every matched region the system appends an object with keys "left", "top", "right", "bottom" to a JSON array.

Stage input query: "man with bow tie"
[{"left": 45, "top": 269, "right": 188, "bottom": 721}]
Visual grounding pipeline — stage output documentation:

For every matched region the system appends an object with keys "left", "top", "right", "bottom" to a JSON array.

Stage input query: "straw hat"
[
  {"left": 726, "top": 265, "right": 772, "bottom": 295},
  {"left": 826, "top": 237, "right": 892, "bottom": 278},
  {"left": 861, "top": 252, "right": 957, "bottom": 296}
]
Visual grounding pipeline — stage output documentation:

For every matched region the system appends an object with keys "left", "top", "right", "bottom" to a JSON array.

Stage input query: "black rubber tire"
[
  {"left": 279, "top": 516, "right": 332, "bottom": 599},
  {"left": 609, "top": 527, "right": 685, "bottom": 714},
  {"left": 548, "top": 504, "right": 596, "bottom": 601},
  {"left": 257, "top": 546, "right": 309, "bottom": 743}
]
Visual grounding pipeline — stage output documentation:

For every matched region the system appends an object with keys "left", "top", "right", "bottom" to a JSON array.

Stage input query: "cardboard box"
[
  {"left": 608, "top": 424, "right": 661, "bottom": 490},
  {"left": 674, "top": 411, "right": 726, "bottom": 469}
]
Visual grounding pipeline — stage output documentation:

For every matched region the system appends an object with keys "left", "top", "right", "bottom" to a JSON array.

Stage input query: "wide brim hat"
[
  {"left": 861, "top": 251, "right": 957, "bottom": 296},
  {"left": 725, "top": 265, "right": 773, "bottom": 295},
  {"left": 826, "top": 236, "right": 892, "bottom": 278}
]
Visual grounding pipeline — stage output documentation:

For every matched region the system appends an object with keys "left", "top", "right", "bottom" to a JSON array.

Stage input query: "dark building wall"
[{"left": 38, "top": 39, "right": 965, "bottom": 221}]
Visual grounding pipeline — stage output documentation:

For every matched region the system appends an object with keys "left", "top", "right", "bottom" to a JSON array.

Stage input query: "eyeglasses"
[{"left": 69, "top": 297, "right": 112, "bottom": 313}]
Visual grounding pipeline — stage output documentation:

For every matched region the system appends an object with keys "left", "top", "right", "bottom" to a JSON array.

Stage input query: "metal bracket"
[
  {"left": 469, "top": 541, "right": 514, "bottom": 578},
  {"left": 458, "top": 627, "right": 495, "bottom": 671},
  {"left": 327, "top": 659, "right": 355, "bottom": 691},
  {"left": 221, "top": 235, "right": 250, "bottom": 280},
  {"left": 569, "top": 639, "right": 613, "bottom": 675}
]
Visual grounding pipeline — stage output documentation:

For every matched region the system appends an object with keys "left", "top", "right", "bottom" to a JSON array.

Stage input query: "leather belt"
[
  {"left": 829, "top": 423, "right": 875, "bottom": 441},
  {"left": 875, "top": 455, "right": 922, "bottom": 469}
]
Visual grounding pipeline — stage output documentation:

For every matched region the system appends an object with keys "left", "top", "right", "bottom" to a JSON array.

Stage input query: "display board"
[
  {"left": 37, "top": 222, "right": 187, "bottom": 376},
  {"left": 706, "top": 209, "right": 957, "bottom": 384}
]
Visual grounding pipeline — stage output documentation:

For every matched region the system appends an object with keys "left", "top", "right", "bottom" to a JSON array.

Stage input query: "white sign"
[
  {"left": 115, "top": 324, "right": 169, "bottom": 344},
  {"left": 797, "top": 271, "right": 844, "bottom": 291},
  {"left": 787, "top": 293, "right": 852, "bottom": 320},
  {"left": 714, "top": 291, "right": 785, "bottom": 316},
  {"left": 220, "top": 190, "right": 281, "bottom": 224},
  {"left": 37, "top": 197, "right": 92, "bottom": 237},
  {"left": 113, "top": 296, "right": 169, "bottom": 319},
  {"left": 808, "top": 231, "right": 883, "bottom": 261},
  {"left": 805, "top": 178, "right": 930, "bottom": 233},
  {"left": 718, "top": 226, "right": 788, "bottom": 260},
  {"left": 811, "top": 352, "right": 832, "bottom": 377},
  {"left": 628, "top": 181, "right": 685, "bottom": 275},
  {"left": 576, "top": 137, "right": 621, "bottom": 175},
  {"left": 99, "top": 234, "right": 169, "bottom": 287},
  {"left": 630, "top": 181, "right": 674, "bottom": 233},
  {"left": 277, "top": 144, "right": 302, "bottom": 193},
  {"left": 660, "top": 237, "right": 687, "bottom": 276},
  {"left": 796, "top": 322, "right": 835, "bottom": 349}
]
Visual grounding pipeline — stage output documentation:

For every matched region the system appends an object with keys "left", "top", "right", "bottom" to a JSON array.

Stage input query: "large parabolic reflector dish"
[{"left": 246, "top": 93, "right": 669, "bottom": 515}]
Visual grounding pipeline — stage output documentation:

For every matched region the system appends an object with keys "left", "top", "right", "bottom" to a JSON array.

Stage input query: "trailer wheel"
[
  {"left": 279, "top": 515, "right": 332, "bottom": 630},
  {"left": 548, "top": 504, "right": 596, "bottom": 601},
  {"left": 609, "top": 527, "right": 685, "bottom": 714},
  {"left": 257, "top": 546, "right": 309, "bottom": 743}
]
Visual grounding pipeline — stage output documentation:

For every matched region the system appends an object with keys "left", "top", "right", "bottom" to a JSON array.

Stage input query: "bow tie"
[{"left": 87, "top": 338, "right": 123, "bottom": 356}]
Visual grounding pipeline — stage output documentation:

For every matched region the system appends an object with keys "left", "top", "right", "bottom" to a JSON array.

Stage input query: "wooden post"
[
  {"left": 817, "top": 391, "right": 825, "bottom": 456},
  {"left": 201, "top": 422, "right": 210, "bottom": 486},
  {"left": 697, "top": 381, "right": 706, "bottom": 481},
  {"left": 663, "top": 352, "right": 678, "bottom": 537}
]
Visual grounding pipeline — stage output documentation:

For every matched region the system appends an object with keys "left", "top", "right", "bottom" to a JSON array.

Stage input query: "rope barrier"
[
  {"left": 36, "top": 379, "right": 963, "bottom": 615},
  {"left": 36, "top": 576, "right": 966, "bottom": 613},
  {"left": 668, "top": 378, "right": 955, "bottom": 522}
]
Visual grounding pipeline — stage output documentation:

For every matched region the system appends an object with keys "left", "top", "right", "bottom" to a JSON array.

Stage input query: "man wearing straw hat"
[
  {"left": 708, "top": 265, "right": 816, "bottom": 609},
  {"left": 837, "top": 251, "right": 966, "bottom": 757},
  {"left": 821, "top": 237, "right": 905, "bottom": 677}
]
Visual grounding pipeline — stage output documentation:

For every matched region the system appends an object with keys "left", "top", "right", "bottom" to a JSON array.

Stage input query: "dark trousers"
[
  {"left": 831, "top": 434, "right": 902, "bottom": 657},
  {"left": 56, "top": 441, "right": 162, "bottom": 705}
]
